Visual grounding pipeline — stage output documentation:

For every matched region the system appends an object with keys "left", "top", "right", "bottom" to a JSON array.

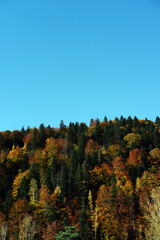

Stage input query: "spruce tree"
[
  {"left": 60, "top": 163, "right": 69, "bottom": 200},
  {"left": 69, "top": 149, "right": 78, "bottom": 198},
  {"left": 94, "top": 118, "right": 102, "bottom": 145},
  {"left": 38, "top": 123, "right": 46, "bottom": 148},
  {"left": 18, "top": 176, "right": 29, "bottom": 200},
  {"left": 79, "top": 198, "right": 89, "bottom": 240}
]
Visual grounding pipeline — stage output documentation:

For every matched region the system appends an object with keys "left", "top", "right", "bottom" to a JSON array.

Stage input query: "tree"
[
  {"left": 28, "top": 178, "right": 39, "bottom": 207},
  {"left": 79, "top": 198, "right": 90, "bottom": 240},
  {"left": 155, "top": 116, "right": 160, "bottom": 125},
  {"left": 38, "top": 124, "right": 46, "bottom": 149},
  {"left": 124, "top": 133, "right": 141, "bottom": 149},
  {"left": 0, "top": 211, "right": 8, "bottom": 240},
  {"left": 94, "top": 119, "right": 102, "bottom": 145},
  {"left": 18, "top": 214, "right": 37, "bottom": 240},
  {"left": 140, "top": 187, "right": 160, "bottom": 240},
  {"left": 45, "top": 156, "right": 58, "bottom": 193},
  {"left": 69, "top": 149, "right": 78, "bottom": 199},
  {"left": 77, "top": 133, "right": 86, "bottom": 165},
  {"left": 42, "top": 221, "right": 60, "bottom": 240},
  {"left": 8, "top": 199, "right": 29, "bottom": 240},
  {"left": 60, "top": 163, "right": 69, "bottom": 200},
  {"left": 30, "top": 128, "right": 39, "bottom": 151},
  {"left": 75, "top": 164, "right": 83, "bottom": 198},
  {"left": 56, "top": 226, "right": 79, "bottom": 240}
]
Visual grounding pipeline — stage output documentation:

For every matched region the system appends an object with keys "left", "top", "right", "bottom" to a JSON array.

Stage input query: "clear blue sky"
[{"left": 0, "top": 0, "right": 160, "bottom": 131}]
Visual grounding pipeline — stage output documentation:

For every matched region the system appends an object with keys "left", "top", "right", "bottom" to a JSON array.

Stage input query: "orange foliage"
[
  {"left": 85, "top": 139, "right": 99, "bottom": 157},
  {"left": 90, "top": 163, "right": 111, "bottom": 187},
  {"left": 0, "top": 211, "right": 6, "bottom": 228},
  {"left": 94, "top": 185, "right": 119, "bottom": 238},
  {"left": 24, "top": 132, "right": 32, "bottom": 145},
  {"left": 127, "top": 149, "right": 141, "bottom": 167},
  {"left": 9, "top": 199, "right": 29, "bottom": 238},
  {"left": 112, "top": 157, "right": 128, "bottom": 179},
  {"left": 45, "top": 138, "right": 69, "bottom": 162},
  {"left": 7, "top": 146, "right": 24, "bottom": 168},
  {"left": 42, "top": 221, "right": 60, "bottom": 240}
]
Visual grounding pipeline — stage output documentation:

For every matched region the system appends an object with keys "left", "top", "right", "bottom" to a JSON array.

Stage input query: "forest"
[{"left": 1, "top": 116, "right": 160, "bottom": 239}]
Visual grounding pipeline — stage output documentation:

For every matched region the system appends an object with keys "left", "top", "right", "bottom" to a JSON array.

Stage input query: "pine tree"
[
  {"left": 104, "top": 116, "right": 108, "bottom": 122},
  {"left": 75, "top": 164, "right": 83, "bottom": 198},
  {"left": 60, "top": 163, "right": 69, "bottom": 200},
  {"left": 38, "top": 123, "right": 46, "bottom": 148},
  {"left": 18, "top": 176, "right": 29, "bottom": 200},
  {"left": 69, "top": 149, "right": 78, "bottom": 199},
  {"left": 94, "top": 118, "right": 102, "bottom": 145},
  {"left": 155, "top": 116, "right": 160, "bottom": 125},
  {"left": 56, "top": 226, "right": 79, "bottom": 240},
  {"left": 79, "top": 198, "right": 90, "bottom": 240},
  {"left": 78, "top": 133, "right": 86, "bottom": 165},
  {"left": 30, "top": 128, "right": 38, "bottom": 151}
]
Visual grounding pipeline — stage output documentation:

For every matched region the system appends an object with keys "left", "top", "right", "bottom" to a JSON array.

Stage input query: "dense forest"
[{"left": 1, "top": 116, "right": 160, "bottom": 239}]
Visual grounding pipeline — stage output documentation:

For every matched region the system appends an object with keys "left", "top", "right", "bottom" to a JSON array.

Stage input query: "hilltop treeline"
[{"left": 1, "top": 116, "right": 160, "bottom": 239}]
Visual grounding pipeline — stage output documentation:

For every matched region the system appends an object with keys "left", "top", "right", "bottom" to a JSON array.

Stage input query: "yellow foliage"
[
  {"left": 12, "top": 170, "right": 29, "bottom": 199},
  {"left": 124, "top": 133, "right": 141, "bottom": 148},
  {"left": 149, "top": 148, "right": 160, "bottom": 165},
  {"left": 7, "top": 147, "right": 24, "bottom": 168},
  {"left": 106, "top": 144, "right": 120, "bottom": 159},
  {"left": 54, "top": 186, "right": 61, "bottom": 196}
]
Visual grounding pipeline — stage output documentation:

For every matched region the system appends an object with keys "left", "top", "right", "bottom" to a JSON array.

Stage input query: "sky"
[{"left": 0, "top": 0, "right": 160, "bottom": 131}]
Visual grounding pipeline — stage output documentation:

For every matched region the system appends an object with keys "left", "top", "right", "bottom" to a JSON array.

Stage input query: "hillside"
[{"left": 1, "top": 116, "right": 160, "bottom": 239}]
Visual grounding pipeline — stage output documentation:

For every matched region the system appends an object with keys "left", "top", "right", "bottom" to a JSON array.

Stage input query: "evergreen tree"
[
  {"left": 20, "top": 153, "right": 29, "bottom": 172},
  {"left": 155, "top": 116, "right": 160, "bottom": 125},
  {"left": 30, "top": 128, "right": 38, "bottom": 151},
  {"left": 3, "top": 190, "right": 13, "bottom": 216},
  {"left": 69, "top": 149, "right": 78, "bottom": 198},
  {"left": 75, "top": 164, "right": 83, "bottom": 198},
  {"left": 29, "top": 163, "right": 40, "bottom": 188},
  {"left": 153, "top": 128, "right": 160, "bottom": 148},
  {"left": 38, "top": 123, "right": 46, "bottom": 148},
  {"left": 59, "top": 120, "right": 66, "bottom": 138},
  {"left": 45, "top": 155, "right": 58, "bottom": 193},
  {"left": 67, "top": 122, "right": 78, "bottom": 145},
  {"left": 103, "top": 116, "right": 108, "bottom": 122},
  {"left": 119, "top": 115, "right": 126, "bottom": 126},
  {"left": 78, "top": 133, "right": 86, "bottom": 165},
  {"left": 60, "top": 163, "right": 69, "bottom": 200},
  {"left": 79, "top": 198, "right": 90, "bottom": 240},
  {"left": 103, "top": 121, "right": 114, "bottom": 147},
  {"left": 18, "top": 176, "right": 29, "bottom": 200},
  {"left": 56, "top": 226, "right": 79, "bottom": 240},
  {"left": 94, "top": 118, "right": 102, "bottom": 145}
]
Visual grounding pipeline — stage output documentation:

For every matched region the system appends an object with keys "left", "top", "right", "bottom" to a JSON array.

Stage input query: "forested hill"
[{"left": 1, "top": 116, "right": 160, "bottom": 239}]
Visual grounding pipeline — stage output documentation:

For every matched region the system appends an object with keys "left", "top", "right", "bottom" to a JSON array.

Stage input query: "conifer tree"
[
  {"left": 30, "top": 128, "right": 38, "bottom": 151},
  {"left": 94, "top": 118, "right": 102, "bottom": 145},
  {"left": 104, "top": 116, "right": 108, "bottom": 122},
  {"left": 155, "top": 116, "right": 160, "bottom": 125},
  {"left": 78, "top": 133, "right": 86, "bottom": 165},
  {"left": 60, "top": 163, "right": 69, "bottom": 200},
  {"left": 79, "top": 198, "right": 89, "bottom": 240},
  {"left": 18, "top": 176, "right": 29, "bottom": 200},
  {"left": 69, "top": 149, "right": 78, "bottom": 198},
  {"left": 75, "top": 164, "right": 83, "bottom": 198},
  {"left": 38, "top": 123, "right": 46, "bottom": 148}
]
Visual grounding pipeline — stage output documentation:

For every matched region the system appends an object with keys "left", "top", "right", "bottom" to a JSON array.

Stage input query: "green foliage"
[{"left": 56, "top": 226, "right": 79, "bottom": 240}]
